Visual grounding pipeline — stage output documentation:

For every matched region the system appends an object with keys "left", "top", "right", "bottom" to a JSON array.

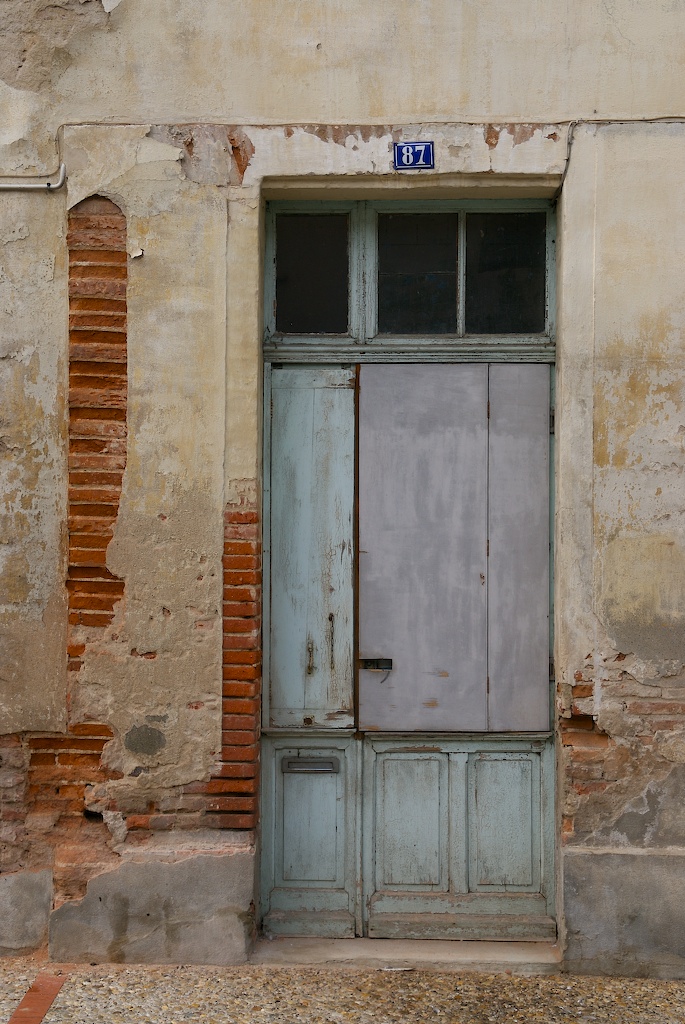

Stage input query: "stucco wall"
[{"left": 2, "top": 0, "right": 685, "bottom": 972}]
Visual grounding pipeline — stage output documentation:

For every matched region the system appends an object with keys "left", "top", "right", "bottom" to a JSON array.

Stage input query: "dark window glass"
[
  {"left": 275, "top": 215, "right": 348, "bottom": 334},
  {"left": 378, "top": 214, "right": 458, "bottom": 334},
  {"left": 465, "top": 213, "right": 547, "bottom": 334}
]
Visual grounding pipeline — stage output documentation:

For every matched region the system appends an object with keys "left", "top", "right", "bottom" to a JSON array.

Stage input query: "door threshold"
[{"left": 249, "top": 937, "right": 562, "bottom": 975}]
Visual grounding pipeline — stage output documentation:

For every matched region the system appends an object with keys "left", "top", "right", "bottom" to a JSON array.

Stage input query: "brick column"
[{"left": 185, "top": 504, "right": 261, "bottom": 829}]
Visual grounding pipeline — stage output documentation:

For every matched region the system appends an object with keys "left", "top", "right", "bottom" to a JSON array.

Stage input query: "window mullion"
[
  {"left": 359, "top": 202, "right": 377, "bottom": 342},
  {"left": 349, "top": 203, "right": 365, "bottom": 342},
  {"left": 457, "top": 210, "right": 466, "bottom": 338}
]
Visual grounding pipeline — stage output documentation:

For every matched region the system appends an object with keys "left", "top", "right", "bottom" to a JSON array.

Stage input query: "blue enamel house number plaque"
[{"left": 393, "top": 141, "right": 435, "bottom": 170}]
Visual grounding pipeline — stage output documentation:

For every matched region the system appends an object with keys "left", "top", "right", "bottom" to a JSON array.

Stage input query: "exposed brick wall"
[
  {"left": 0, "top": 727, "right": 121, "bottom": 904},
  {"left": 66, "top": 196, "right": 127, "bottom": 673},
  {"left": 213, "top": 503, "right": 261, "bottom": 828},
  {"left": 559, "top": 648, "right": 685, "bottom": 845},
  {"left": 27, "top": 725, "right": 122, "bottom": 904}
]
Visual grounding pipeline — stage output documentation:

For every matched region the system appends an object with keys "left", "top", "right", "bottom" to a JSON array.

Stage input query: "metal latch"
[
  {"left": 359, "top": 658, "right": 393, "bottom": 671},
  {"left": 281, "top": 757, "right": 340, "bottom": 774}
]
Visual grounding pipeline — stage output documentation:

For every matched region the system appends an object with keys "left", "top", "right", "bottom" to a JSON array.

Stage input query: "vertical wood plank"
[
  {"left": 358, "top": 364, "right": 488, "bottom": 731},
  {"left": 488, "top": 364, "right": 550, "bottom": 731},
  {"left": 269, "top": 367, "right": 355, "bottom": 727}
]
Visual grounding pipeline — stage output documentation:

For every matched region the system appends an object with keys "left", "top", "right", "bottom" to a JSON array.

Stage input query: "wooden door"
[
  {"left": 262, "top": 363, "right": 554, "bottom": 939},
  {"left": 267, "top": 366, "right": 355, "bottom": 729},
  {"left": 358, "top": 362, "right": 550, "bottom": 732}
]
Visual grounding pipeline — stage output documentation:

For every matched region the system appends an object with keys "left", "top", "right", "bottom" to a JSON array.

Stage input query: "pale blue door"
[{"left": 262, "top": 363, "right": 554, "bottom": 939}]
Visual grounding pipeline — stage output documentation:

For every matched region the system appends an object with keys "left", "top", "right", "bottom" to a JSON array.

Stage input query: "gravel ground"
[
  {"left": 0, "top": 959, "right": 41, "bottom": 1020},
  {"left": 2, "top": 962, "right": 685, "bottom": 1024}
]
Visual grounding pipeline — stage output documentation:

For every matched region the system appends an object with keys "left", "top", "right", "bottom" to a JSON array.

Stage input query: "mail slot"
[
  {"left": 281, "top": 757, "right": 340, "bottom": 773},
  {"left": 359, "top": 658, "right": 393, "bottom": 671}
]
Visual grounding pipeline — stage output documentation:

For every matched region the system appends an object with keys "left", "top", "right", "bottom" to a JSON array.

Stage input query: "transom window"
[{"left": 264, "top": 201, "right": 554, "bottom": 355}]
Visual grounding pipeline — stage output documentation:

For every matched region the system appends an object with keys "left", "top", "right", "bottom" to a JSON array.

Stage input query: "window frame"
[{"left": 264, "top": 199, "right": 556, "bottom": 363}]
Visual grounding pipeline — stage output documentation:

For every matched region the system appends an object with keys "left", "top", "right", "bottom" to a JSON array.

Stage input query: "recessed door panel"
[
  {"left": 358, "top": 364, "right": 488, "bottom": 731},
  {"left": 375, "top": 754, "right": 448, "bottom": 889},
  {"left": 282, "top": 772, "right": 339, "bottom": 882},
  {"left": 468, "top": 753, "right": 540, "bottom": 890}
]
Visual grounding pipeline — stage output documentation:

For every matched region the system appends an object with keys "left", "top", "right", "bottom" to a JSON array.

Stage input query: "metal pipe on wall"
[{"left": 0, "top": 163, "right": 66, "bottom": 192}]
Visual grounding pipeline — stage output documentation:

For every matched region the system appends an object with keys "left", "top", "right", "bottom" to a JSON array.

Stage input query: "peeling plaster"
[{"left": 0, "top": 0, "right": 108, "bottom": 92}]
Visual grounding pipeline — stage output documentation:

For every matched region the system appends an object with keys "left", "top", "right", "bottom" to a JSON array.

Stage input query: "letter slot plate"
[
  {"left": 281, "top": 757, "right": 340, "bottom": 774},
  {"left": 359, "top": 658, "right": 393, "bottom": 671}
]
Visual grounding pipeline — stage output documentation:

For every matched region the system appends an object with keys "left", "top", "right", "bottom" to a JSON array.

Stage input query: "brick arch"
[{"left": 66, "top": 197, "right": 127, "bottom": 673}]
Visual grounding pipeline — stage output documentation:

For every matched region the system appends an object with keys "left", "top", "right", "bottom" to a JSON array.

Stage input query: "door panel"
[
  {"left": 261, "top": 735, "right": 358, "bottom": 938},
  {"left": 269, "top": 366, "right": 355, "bottom": 728},
  {"left": 364, "top": 737, "right": 555, "bottom": 939},
  {"left": 358, "top": 364, "right": 488, "bottom": 731},
  {"left": 468, "top": 753, "right": 539, "bottom": 889},
  {"left": 282, "top": 771, "right": 339, "bottom": 882},
  {"left": 488, "top": 364, "right": 550, "bottom": 730},
  {"left": 375, "top": 754, "right": 448, "bottom": 889}
]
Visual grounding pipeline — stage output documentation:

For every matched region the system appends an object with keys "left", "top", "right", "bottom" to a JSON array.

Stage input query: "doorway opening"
[{"left": 260, "top": 201, "right": 556, "bottom": 940}]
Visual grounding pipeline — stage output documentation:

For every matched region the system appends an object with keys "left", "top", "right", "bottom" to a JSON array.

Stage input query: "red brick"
[
  {"left": 223, "top": 616, "right": 260, "bottom": 634},
  {"left": 29, "top": 752, "right": 56, "bottom": 766},
  {"left": 203, "top": 812, "right": 256, "bottom": 829},
  {"left": 221, "top": 730, "right": 258, "bottom": 746},
  {"left": 222, "top": 698, "right": 259, "bottom": 715},
  {"left": 628, "top": 700, "right": 685, "bottom": 715},
  {"left": 184, "top": 778, "right": 258, "bottom": 795},
  {"left": 221, "top": 744, "right": 259, "bottom": 762},
  {"left": 224, "top": 510, "right": 259, "bottom": 524},
  {"left": 222, "top": 681, "right": 259, "bottom": 698},
  {"left": 69, "top": 723, "right": 113, "bottom": 737},
  {"left": 222, "top": 540, "right": 259, "bottom": 555},
  {"left": 211, "top": 762, "right": 258, "bottom": 779},
  {"left": 222, "top": 568, "right": 261, "bottom": 585},
  {"left": 125, "top": 814, "right": 151, "bottom": 830},
  {"left": 69, "top": 594, "right": 119, "bottom": 611},
  {"left": 69, "top": 610, "right": 114, "bottom": 627},
  {"left": 223, "top": 585, "right": 259, "bottom": 602},
  {"left": 573, "top": 781, "right": 609, "bottom": 796},
  {"left": 562, "top": 730, "right": 610, "bottom": 749},
  {"left": 222, "top": 715, "right": 258, "bottom": 731},
  {"left": 222, "top": 555, "right": 260, "bottom": 571},
  {"left": 223, "top": 602, "right": 259, "bottom": 618},
  {"left": 28, "top": 737, "right": 106, "bottom": 752},
  {"left": 205, "top": 796, "right": 255, "bottom": 812},
  {"left": 222, "top": 632, "right": 260, "bottom": 651},
  {"left": 561, "top": 715, "right": 595, "bottom": 731},
  {"left": 222, "top": 650, "right": 261, "bottom": 665},
  {"left": 56, "top": 752, "right": 105, "bottom": 766},
  {"left": 224, "top": 523, "right": 260, "bottom": 542}
]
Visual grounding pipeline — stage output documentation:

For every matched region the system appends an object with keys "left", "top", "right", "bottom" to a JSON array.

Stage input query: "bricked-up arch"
[{"left": 66, "top": 197, "right": 127, "bottom": 672}]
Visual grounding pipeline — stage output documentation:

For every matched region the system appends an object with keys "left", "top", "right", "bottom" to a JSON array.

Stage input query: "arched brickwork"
[{"left": 66, "top": 197, "right": 127, "bottom": 672}]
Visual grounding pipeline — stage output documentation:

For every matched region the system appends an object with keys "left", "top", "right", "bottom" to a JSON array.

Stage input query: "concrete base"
[
  {"left": 0, "top": 869, "right": 53, "bottom": 955},
  {"left": 564, "top": 848, "right": 685, "bottom": 978},
  {"left": 49, "top": 832, "right": 255, "bottom": 965},
  {"left": 250, "top": 937, "right": 562, "bottom": 975}
]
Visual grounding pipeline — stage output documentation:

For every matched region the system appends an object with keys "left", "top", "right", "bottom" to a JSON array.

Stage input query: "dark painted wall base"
[{"left": 564, "top": 849, "right": 685, "bottom": 978}]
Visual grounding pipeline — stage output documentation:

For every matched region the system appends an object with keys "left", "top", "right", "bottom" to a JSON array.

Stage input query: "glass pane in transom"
[
  {"left": 377, "top": 214, "right": 458, "bottom": 334},
  {"left": 275, "top": 214, "right": 349, "bottom": 334},
  {"left": 465, "top": 213, "right": 547, "bottom": 334}
]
